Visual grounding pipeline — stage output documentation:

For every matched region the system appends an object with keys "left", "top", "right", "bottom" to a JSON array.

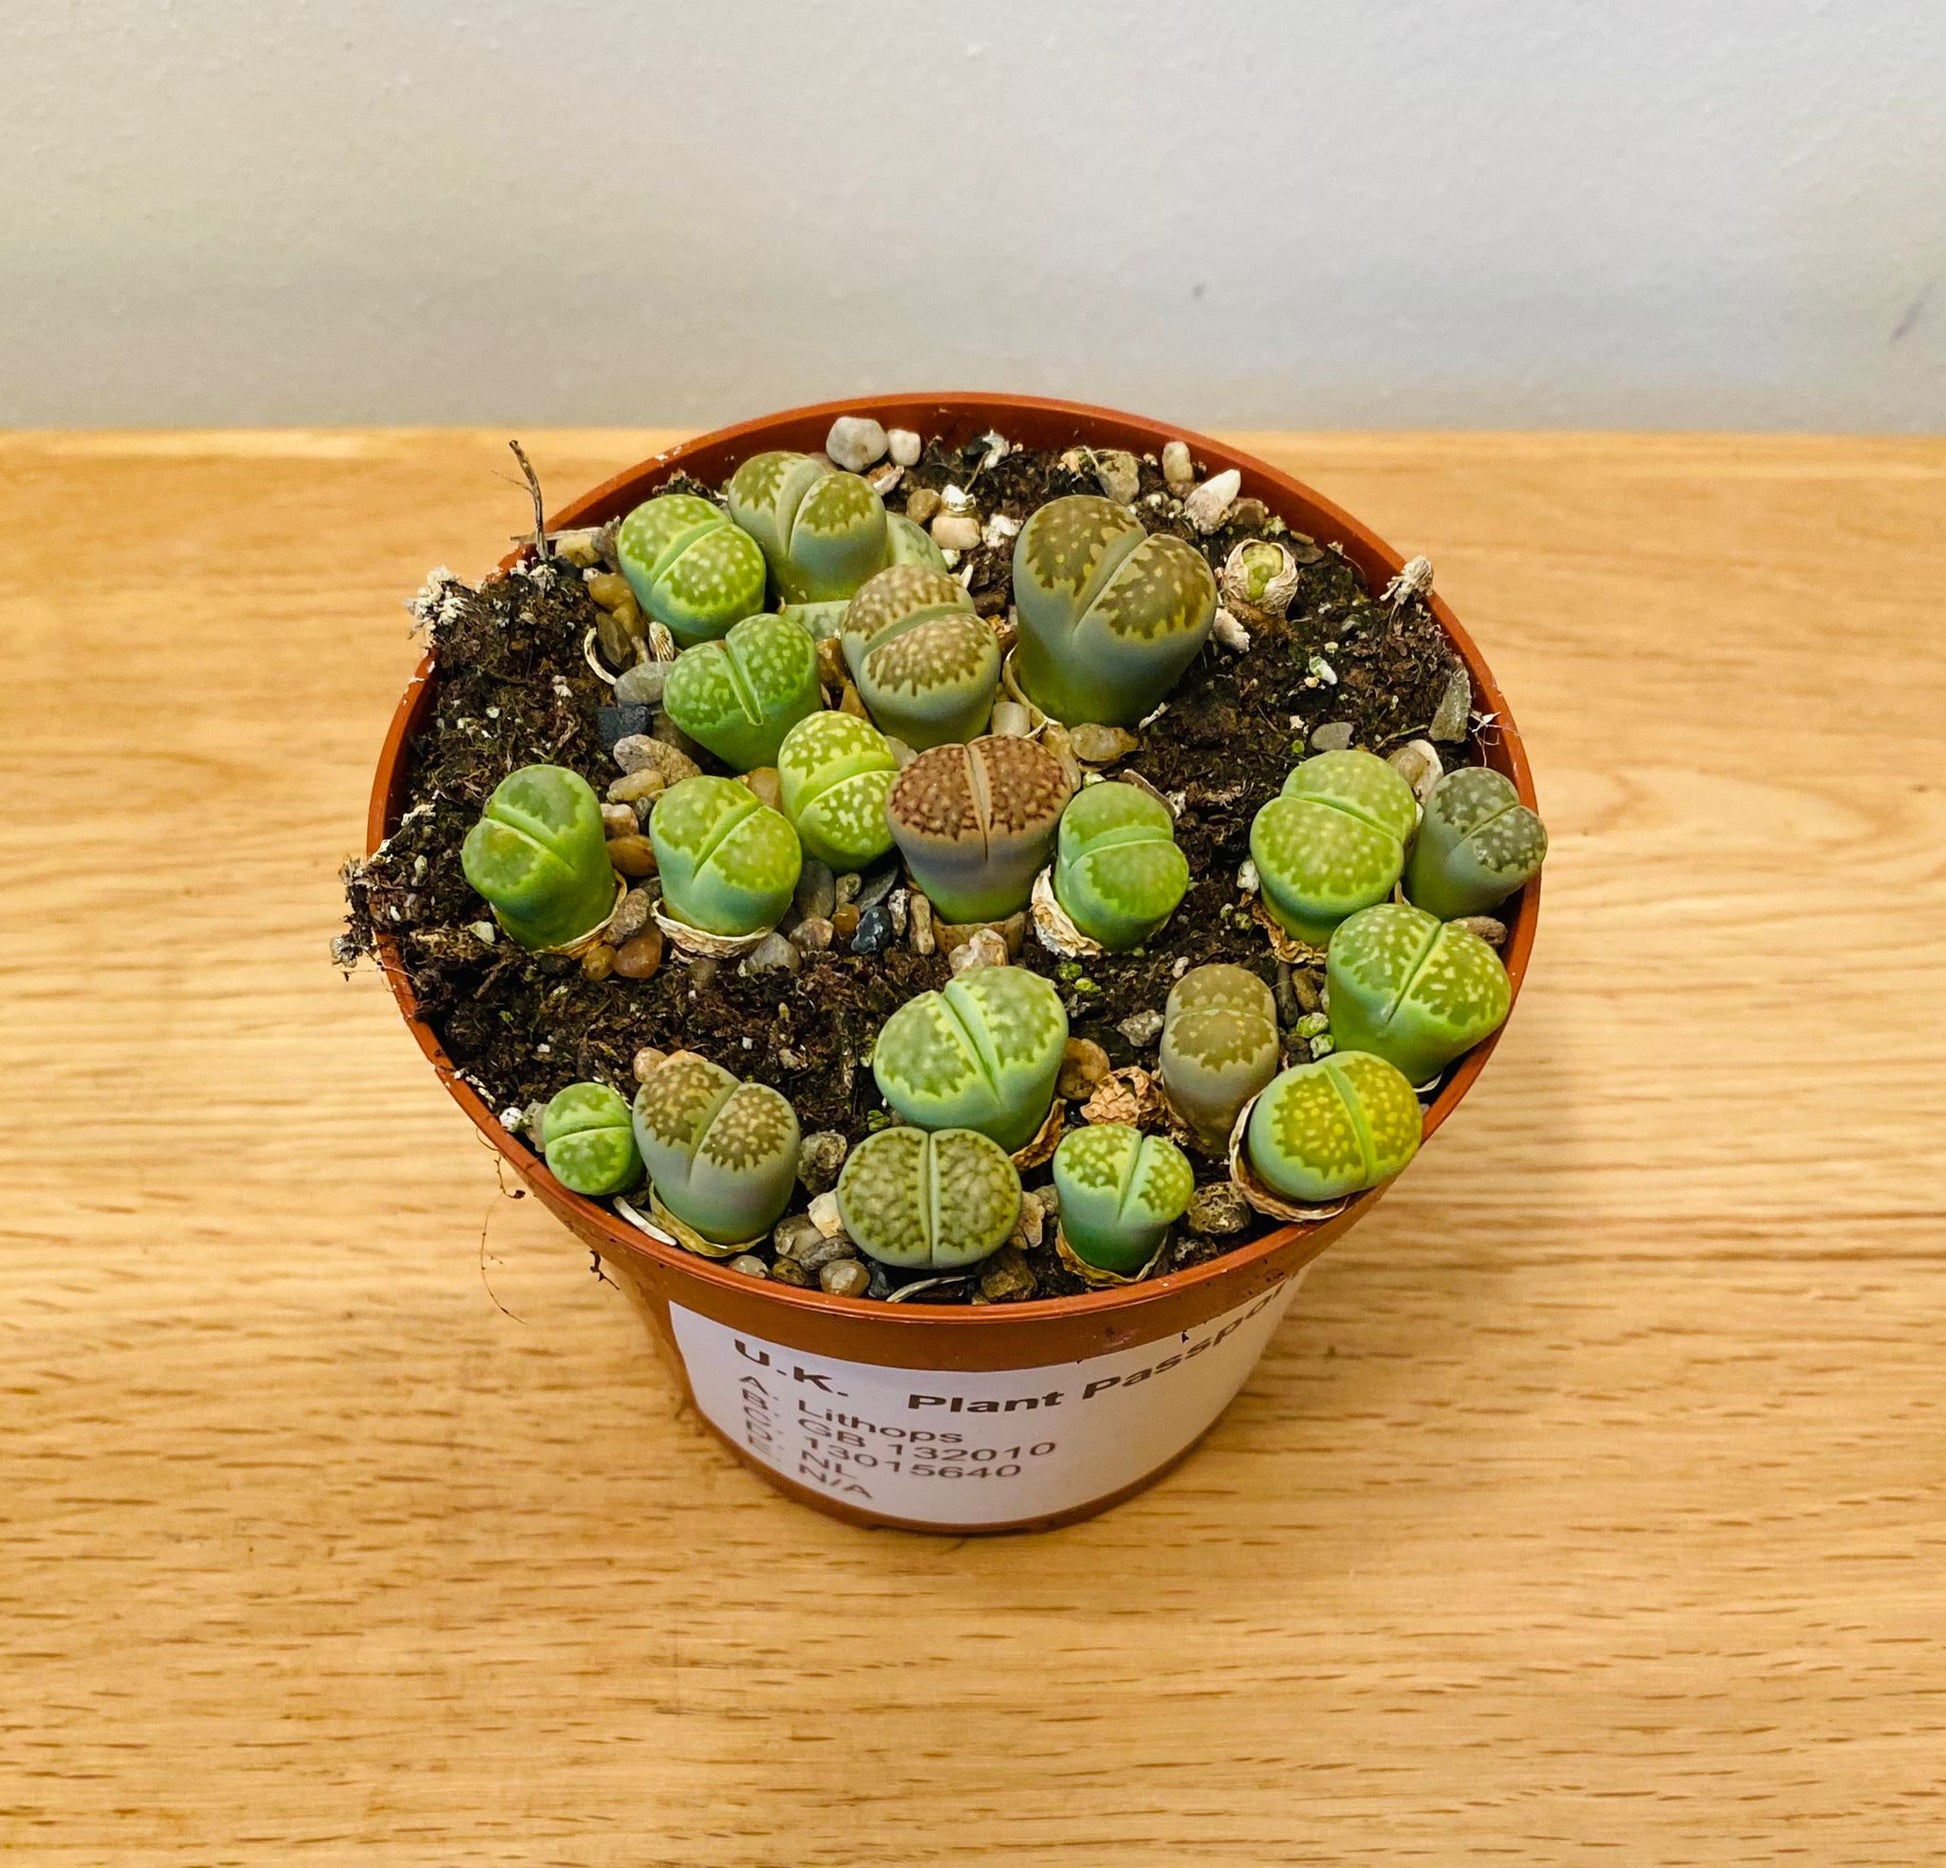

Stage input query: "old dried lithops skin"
[
  {"left": 648, "top": 774, "right": 802, "bottom": 937},
  {"left": 1245, "top": 1051, "right": 1423, "bottom": 1203},
  {"left": 726, "top": 450, "right": 889, "bottom": 603},
  {"left": 615, "top": 492, "right": 768, "bottom": 647},
  {"left": 1051, "top": 1122, "right": 1195, "bottom": 1273},
  {"left": 1249, "top": 749, "right": 1419, "bottom": 947},
  {"left": 1405, "top": 765, "right": 1548, "bottom": 920},
  {"left": 539, "top": 1081, "right": 642, "bottom": 1196},
  {"left": 1326, "top": 902, "right": 1512, "bottom": 1085},
  {"left": 1011, "top": 494, "right": 1217, "bottom": 726},
  {"left": 631, "top": 1051, "right": 801, "bottom": 1245},
  {"left": 1219, "top": 538, "right": 1300, "bottom": 624},
  {"left": 1052, "top": 781, "right": 1189, "bottom": 952},
  {"left": 871, "top": 964, "right": 1069, "bottom": 1154},
  {"left": 841, "top": 563, "right": 1000, "bottom": 749},
  {"left": 660, "top": 612, "right": 822, "bottom": 772},
  {"left": 1158, "top": 962, "right": 1280, "bottom": 1152},
  {"left": 776, "top": 711, "right": 897, "bottom": 871},
  {"left": 461, "top": 764, "right": 618, "bottom": 952},
  {"left": 836, "top": 1126, "right": 1022, "bottom": 1271},
  {"left": 886, "top": 735, "right": 1073, "bottom": 924}
]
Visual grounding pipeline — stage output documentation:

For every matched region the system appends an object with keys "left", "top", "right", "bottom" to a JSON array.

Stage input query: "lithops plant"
[
  {"left": 1246, "top": 1050, "right": 1423, "bottom": 1203},
  {"left": 775, "top": 711, "right": 897, "bottom": 871},
  {"left": 726, "top": 451, "right": 888, "bottom": 603},
  {"left": 1249, "top": 749, "right": 1420, "bottom": 947},
  {"left": 1157, "top": 962, "right": 1280, "bottom": 1151},
  {"left": 661, "top": 612, "right": 821, "bottom": 772},
  {"left": 836, "top": 1126, "right": 1021, "bottom": 1271},
  {"left": 886, "top": 735, "right": 1072, "bottom": 924},
  {"left": 1405, "top": 765, "right": 1547, "bottom": 920},
  {"left": 1326, "top": 901, "right": 1512, "bottom": 1085},
  {"left": 631, "top": 1051, "right": 800, "bottom": 1245},
  {"left": 1051, "top": 1123, "right": 1195, "bottom": 1273},
  {"left": 1011, "top": 494, "right": 1217, "bottom": 726},
  {"left": 871, "top": 965, "right": 1068, "bottom": 1154},
  {"left": 648, "top": 775, "right": 801, "bottom": 937},
  {"left": 539, "top": 1082, "right": 641, "bottom": 1196},
  {"left": 1052, "top": 781, "right": 1189, "bottom": 952},
  {"left": 615, "top": 492, "right": 768, "bottom": 646},
  {"left": 840, "top": 563, "right": 1000, "bottom": 749},
  {"left": 461, "top": 764, "right": 617, "bottom": 952}
]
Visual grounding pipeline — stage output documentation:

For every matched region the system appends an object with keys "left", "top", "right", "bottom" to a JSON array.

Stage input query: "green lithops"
[
  {"left": 631, "top": 1051, "right": 801, "bottom": 1245},
  {"left": 886, "top": 735, "right": 1072, "bottom": 924},
  {"left": 539, "top": 1082, "right": 642, "bottom": 1196},
  {"left": 1249, "top": 750, "right": 1420, "bottom": 946},
  {"left": 841, "top": 563, "right": 1000, "bottom": 749},
  {"left": 1157, "top": 963, "right": 1281, "bottom": 1151},
  {"left": 775, "top": 711, "right": 897, "bottom": 871},
  {"left": 1326, "top": 902, "right": 1512, "bottom": 1085},
  {"left": 1246, "top": 1051, "right": 1423, "bottom": 1203},
  {"left": 460, "top": 764, "right": 616, "bottom": 951},
  {"left": 887, "top": 512, "right": 948, "bottom": 573},
  {"left": 871, "top": 965, "right": 1068, "bottom": 1154},
  {"left": 648, "top": 775, "right": 801, "bottom": 937},
  {"left": 836, "top": 1126, "right": 1021, "bottom": 1271},
  {"left": 1405, "top": 765, "right": 1547, "bottom": 920},
  {"left": 726, "top": 450, "right": 888, "bottom": 603},
  {"left": 1011, "top": 494, "right": 1216, "bottom": 726},
  {"left": 1052, "top": 781, "right": 1189, "bottom": 951},
  {"left": 615, "top": 492, "right": 768, "bottom": 646},
  {"left": 1052, "top": 1123, "right": 1195, "bottom": 1273},
  {"left": 661, "top": 612, "right": 821, "bottom": 771}
]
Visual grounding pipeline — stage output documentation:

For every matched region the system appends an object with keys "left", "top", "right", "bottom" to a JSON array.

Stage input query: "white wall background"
[{"left": 4, "top": 1, "right": 1943, "bottom": 431}]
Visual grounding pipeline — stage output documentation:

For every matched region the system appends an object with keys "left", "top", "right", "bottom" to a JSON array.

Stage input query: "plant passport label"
[{"left": 668, "top": 1272, "right": 1307, "bottom": 1527}]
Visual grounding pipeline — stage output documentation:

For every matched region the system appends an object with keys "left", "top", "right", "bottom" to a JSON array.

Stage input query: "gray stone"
[
  {"left": 826, "top": 416, "right": 888, "bottom": 473},
  {"left": 850, "top": 903, "right": 893, "bottom": 954},
  {"left": 1186, "top": 1182, "right": 1251, "bottom": 1235},
  {"left": 1116, "top": 1008, "right": 1164, "bottom": 1048},
  {"left": 820, "top": 1258, "right": 872, "bottom": 1298},
  {"left": 887, "top": 428, "right": 922, "bottom": 468},
  {"left": 797, "top": 1130, "right": 849, "bottom": 1194},
  {"left": 855, "top": 860, "right": 899, "bottom": 910},
  {"left": 1309, "top": 720, "right": 1355, "bottom": 753},
  {"left": 1430, "top": 667, "right": 1472, "bottom": 743},
  {"left": 739, "top": 931, "right": 799, "bottom": 976},
  {"left": 613, "top": 660, "right": 668, "bottom": 707},
  {"left": 793, "top": 857, "right": 836, "bottom": 922},
  {"left": 1094, "top": 448, "right": 1141, "bottom": 505}
]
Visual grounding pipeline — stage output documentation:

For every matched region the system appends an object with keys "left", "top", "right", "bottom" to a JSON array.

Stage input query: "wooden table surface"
[{"left": 4, "top": 429, "right": 1942, "bottom": 1865}]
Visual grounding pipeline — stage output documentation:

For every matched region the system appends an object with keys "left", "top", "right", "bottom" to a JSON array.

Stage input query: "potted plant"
[{"left": 342, "top": 395, "right": 1543, "bottom": 1533}]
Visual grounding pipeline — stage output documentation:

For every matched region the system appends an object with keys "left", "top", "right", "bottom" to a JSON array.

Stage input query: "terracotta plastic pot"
[{"left": 368, "top": 394, "right": 1539, "bottom": 1534}]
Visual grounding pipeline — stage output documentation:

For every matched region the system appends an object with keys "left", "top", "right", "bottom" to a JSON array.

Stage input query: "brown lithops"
[{"left": 886, "top": 734, "right": 1073, "bottom": 923}]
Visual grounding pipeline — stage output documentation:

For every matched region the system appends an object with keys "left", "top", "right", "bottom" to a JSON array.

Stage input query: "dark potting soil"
[{"left": 341, "top": 435, "right": 1476, "bottom": 1302}]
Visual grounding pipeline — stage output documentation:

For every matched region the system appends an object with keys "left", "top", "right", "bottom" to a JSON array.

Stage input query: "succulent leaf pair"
[
  {"left": 776, "top": 712, "right": 898, "bottom": 871},
  {"left": 837, "top": 1126, "right": 1022, "bottom": 1270},
  {"left": 461, "top": 764, "right": 617, "bottom": 951},
  {"left": 632, "top": 1052, "right": 801, "bottom": 1244},
  {"left": 1012, "top": 495, "right": 1217, "bottom": 726},
  {"left": 727, "top": 450, "right": 942, "bottom": 606},
  {"left": 841, "top": 563, "right": 1000, "bottom": 749},
  {"left": 660, "top": 613, "right": 822, "bottom": 772},
  {"left": 887, "top": 735, "right": 1073, "bottom": 924},
  {"left": 616, "top": 493, "right": 768, "bottom": 646},
  {"left": 1326, "top": 902, "right": 1511, "bottom": 1085},
  {"left": 649, "top": 775, "right": 802, "bottom": 937},
  {"left": 1246, "top": 1051, "right": 1423, "bottom": 1203},
  {"left": 1406, "top": 766, "right": 1547, "bottom": 920},
  {"left": 1052, "top": 1123, "right": 1194, "bottom": 1272},
  {"left": 539, "top": 1082, "right": 641, "bottom": 1196},
  {"left": 1053, "top": 782, "right": 1189, "bottom": 951},
  {"left": 1157, "top": 963, "right": 1281, "bottom": 1151},
  {"left": 1249, "top": 750, "right": 1420, "bottom": 947},
  {"left": 872, "top": 964, "right": 1068, "bottom": 1154}
]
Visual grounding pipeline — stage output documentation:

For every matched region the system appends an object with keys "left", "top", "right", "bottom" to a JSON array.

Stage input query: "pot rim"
[{"left": 366, "top": 391, "right": 1539, "bottom": 1331}]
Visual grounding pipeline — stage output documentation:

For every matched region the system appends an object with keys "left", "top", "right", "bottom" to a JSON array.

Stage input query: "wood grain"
[{"left": 3, "top": 429, "right": 1942, "bottom": 1865}]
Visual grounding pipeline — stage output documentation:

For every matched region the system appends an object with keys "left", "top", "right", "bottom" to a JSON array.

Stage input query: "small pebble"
[
  {"left": 601, "top": 803, "right": 639, "bottom": 839},
  {"left": 1296, "top": 1011, "right": 1329, "bottom": 1039},
  {"left": 797, "top": 1131, "right": 849, "bottom": 1194},
  {"left": 1013, "top": 1196, "right": 1045, "bottom": 1250},
  {"left": 612, "top": 660, "right": 668, "bottom": 707},
  {"left": 612, "top": 735, "right": 700, "bottom": 784},
  {"left": 990, "top": 700, "right": 1033, "bottom": 737},
  {"left": 1310, "top": 721, "right": 1355, "bottom": 753},
  {"left": 769, "top": 1255, "right": 814, "bottom": 1288},
  {"left": 742, "top": 766, "right": 783, "bottom": 812},
  {"left": 585, "top": 569, "right": 633, "bottom": 611},
  {"left": 1070, "top": 722, "right": 1140, "bottom": 764},
  {"left": 978, "top": 1244, "right": 1037, "bottom": 1304},
  {"left": 1388, "top": 738, "right": 1445, "bottom": 803},
  {"left": 794, "top": 857, "right": 837, "bottom": 923},
  {"left": 826, "top": 415, "right": 888, "bottom": 473},
  {"left": 553, "top": 528, "right": 604, "bottom": 568},
  {"left": 1228, "top": 496, "right": 1270, "bottom": 531},
  {"left": 909, "top": 892, "right": 935, "bottom": 956},
  {"left": 580, "top": 942, "right": 616, "bottom": 982},
  {"left": 1034, "top": 1182, "right": 1059, "bottom": 1216},
  {"left": 632, "top": 1045, "right": 668, "bottom": 1083},
  {"left": 790, "top": 916, "right": 833, "bottom": 954},
  {"left": 1093, "top": 449, "right": 1141, "bottom": 505},
  {"left": 1236, "top": 858, "right": 1259, "bottom": 894},
  {"left": 868, "top": 462, "right": 903, "bottom": 496},
  {"left": 774, "top": 1214, "right": 823, "bottom": 1260},
  {"left": 1186, "top": 1183, "right": 1251, "bottom": 1236},
  {"left": 613, "top": 928, "right": 664, "bottom": 979},
  {"left": 1058, "top": 1037, "right": 1112, "bottom": 1100},
  {"left": 887, "top": 428, "right": 922, "bottom": 467},
  {"left": 1430, "top": 667, "right": 1473, "bottom": 743},
  {"left": 1184, "top": 468, "right": 1241, "bottom": 533},
  {"left": 1161, "top": 440, "right": 1195, "bottom": 492},
  {"left": 1274, "top": 963, "right": 1301, "bottom": 1027},
  {"left": 598, "top": 702, "right": 651, "bottom": 751},
  {"left": 905, "top": 486, "right": 942, "bottom": 527},
  {"left": 815, "top": 635, "right": 847, "bottom": 689},
  {"left": 820, "top": 1258, "right": 872, "bottom": 1299},
  {"left": 727, "top": 1253, "right": 769, "bottom": 1279},
  {"left": 930, "top": 513, "right": 982, "bottom": 552},
  {"left": 950, "top": 926, "right": 1009, "bottom": 974},
  {"left": 808, "top": 1191, "right": 846, "bottom": 1237},
  {"left": 1212, "top": 607, "right": 1251, "bottom": 652},
  {"left": 831, "top": 904, "right": 860, "bottom": 943},
  {"left": 740, "top": 930, "right": 799, "bottom": 976},
  {"left": 834, "top": 871, "right": 862, "bottom": 906},
  {"left": 1117, "top": 1008, "right": 1164, "bottom": 1047},
  {"left": 595, "top": 604, "right": 640, "bottom": 672},
  {"left": 851, "top": 902, "right": 893, "bottom": 955},
  {"left": 855, "top": 862, "right": 898, "bottom": 910},
  {"left": 1289, "top": 968, "right": 1322, "bottom": 1013},
  {"left": 607, "top": 767, "right": 670, "bottom": 810},
  {"left": 798, "top": 1234, "right": 857, "bottom": 1273},
  {"left": 1450, "top": 915, "right": 1508, "bottom": 947},
  {"left": 606, "top": 835, "right": 659, "bottom": 878},
  {"left": 609, "top": 886, "right": 654, "bottom": 946},
  {"left": 887, "top": 889, "right": 908, "bottom": 937},
  {"left": 838, "top": 682, "right": 871, "bottom": 721}
]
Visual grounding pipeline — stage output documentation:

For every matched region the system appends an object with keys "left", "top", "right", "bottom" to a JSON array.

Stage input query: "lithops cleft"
[
  {"left": 1052, "top": 781, "right": 1190, "bottom": 952},
  {"left": 1249, "top": 749, "right": 1420, "bottom": 947},
  {"left": 1246, "top": 1050, "right": 1423, "bottom": 1203},
  {"left": 461, "top": 764, "right": 618, "bottom": 951},
  {"left": 871, "top": 964, "right": 1069, "bottom": 1154},
  {"left": 1326, "top": 901, "right": 1511, "bottom": 1085},
  {"left": 615, "top": 492, "right": 768, "bottom": 646},
  {"left": 648, "top": 775, "right": 801, "bottom": 937},
  {"left": 841, "top": 563, "right": 1000, "bottom": 749},
  {"left": 1011, "top": 494, "right": 1217, "bottom": 726},
  {"left": 1052, "top": 1122, "right": 1195, "bottom": 1273},
  {"left": 886, "top": 735, "right": 1073, "bottom": 924},
  {"left": 836, "top": 1125, "right": 1022, "bottom": 1271},
  {"left": 1405, "top": 765, "right": 1547, "bottom": 920},
  {"left": 661, "top": 611, "right": 822, "bottom": 772},
  {"left": 775, "top": 711, "right": 898, "bottom": 871},
  {"left": 539, "top": 1081, "right": 642, "bottom": 1196},
  {"left": 1157, "top": 962, "right": 1281, "bottom": 1151},
  {"left": 631, "top": 1051, "right": 801, "bottom": 1244},
  {"left": 726, "top": 450, "right": 889, "bottom": 604}
]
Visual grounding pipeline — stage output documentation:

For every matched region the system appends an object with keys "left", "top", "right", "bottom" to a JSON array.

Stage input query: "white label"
[{"left": 668, "top": 1273, "right": 1305, "bottom": 1527}]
